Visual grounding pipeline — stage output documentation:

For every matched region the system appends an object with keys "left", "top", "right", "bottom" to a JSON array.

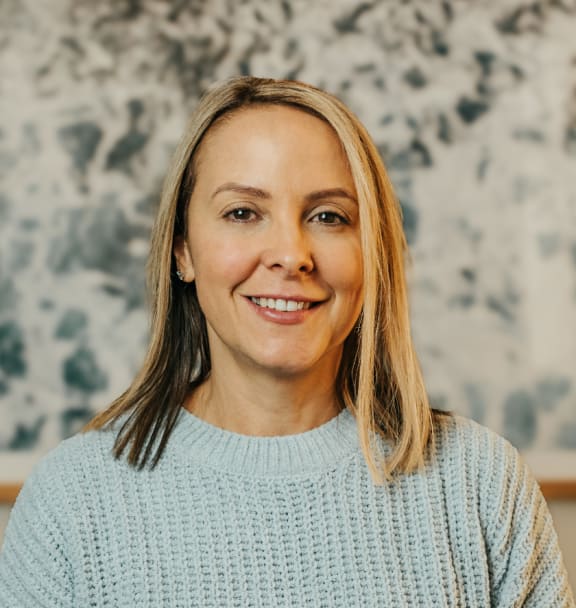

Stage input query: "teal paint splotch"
[
  {"left": 565, "top": 125, "right": 576, "bottom": 157},
  {"left": 20, "top": 217, "right": 39, "bottom": 231},
  {"left": 448, "top": 293, "right": 475, "bottom": 309},
  {"left": 387, "top": 139, "right": 432, "bottom": 171},
  {"left": 474, "top": 50, "right": 496, "bottom": 76},
  {"left": 0, "top": 278, "right": 18, "bottom": 313},
  {"left": 21, "top": 123, "right": 40, "bottom": 156},
  {"left": 556, "top": 422, "right": 576, "bottom": 449},
  {"left": 513, "top": 128, "right": 545, "bottom": 143},
  {"left": 55, "top": 309, "right": 88, "bottom": 340},
  {"left": 105, "top": 99, "right": 148, "bottom": 174},
  {"left": 486, "top": 295, "right": 515, "bottom": 322},
  {"left": 535, "top": 377, "right": 571, "bottom": 412},
  {"left": 61, "top": 407, "right": 93, "bottom": 438},
  {"left": 400, "top": 202, "right": 418, "bottom": 245},
  {"left": 135, "top": 193, "right": 158, "bottom": 217},
  {"left": 106, "top": 130, "right": 148, "bottom": 173},
  {"left": 537, "top": 233, "right": 560, "bottom": 258},
  {"left": 437, "top": 113, "right": 452, "bottom": 144},
  {"left": 463, "top": 384, "right": 485, "bottom": 424},
  {"left": 47, "top": 197, "right": 146, "bottom": 277},
  {"left": 333, "top": 3, "right": 373, "bottom": 33},
  {"left": 8, "top": 417, "right": 45, "bottom": 450},
  {"left": 403, "top": 66, "right": 427, "bottom": 89},
  {"left": 429, "top": 393, "right": 448, "bottom": 411},
  {"left": 39, "top": 298, "right": 55, "bottom": 310},
  {"left": 62, "top": 345, "right": 107, "bottom": 394},
  {"left": 486, "top": 279, "right": 519, "bottom": 323},
  {"left": 7, "top": 239, "right": 34, "bottom": 272},
  {"left": 456, "top": 97, "right": 489, "bottom": 123},
  {"left": 58, "top": 121, "right": 103, "bottom": 173},
  {"left": 430, "top": 30, "right": 449, "bottom": 56},
  {"left": 503, "top": 390, "right": 537, "bottom": 449},
  {"left": 0, "top": 192, "right": 10, "bottom": 223},
  {"left": 0, "top": 321, "right": 27, "bottom": 377}
]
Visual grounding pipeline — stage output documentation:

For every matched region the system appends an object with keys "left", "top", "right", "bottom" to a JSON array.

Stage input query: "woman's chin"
[{"left": 246, "top": 351, "right": 338, "bottom": 381}]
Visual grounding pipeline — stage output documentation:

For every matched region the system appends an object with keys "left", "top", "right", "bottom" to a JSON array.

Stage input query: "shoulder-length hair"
[{"left": 84, "top": 76, "right": 437, "bottom": 484}]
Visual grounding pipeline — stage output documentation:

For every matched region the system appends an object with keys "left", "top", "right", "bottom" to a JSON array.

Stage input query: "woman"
[{"left": 0, "top": 77, "right": 573, "bottom": 606}]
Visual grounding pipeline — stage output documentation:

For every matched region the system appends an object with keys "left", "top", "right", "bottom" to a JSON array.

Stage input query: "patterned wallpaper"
[{"left": 1, "top": 0, "right": 575, "bottom": 459}]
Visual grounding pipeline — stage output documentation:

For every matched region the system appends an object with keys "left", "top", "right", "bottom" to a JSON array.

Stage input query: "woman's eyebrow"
[
  {"left": 211, "top": 183, "right": 357, "bottom": 205},
  {"left": 305, "top": 188, "right": 357, "bottom": 205},
  {"left": 211, "top": 183, "right": 270, "bottom": 200}
]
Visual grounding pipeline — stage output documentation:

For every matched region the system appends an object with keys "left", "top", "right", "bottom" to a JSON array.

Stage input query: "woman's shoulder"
[
  {"left": 428, "top": 411, "right": 531, "bottom": 497},
  {"left": 15, "top": 423, "right": 125, "bottom": 508},
  {"left": 425, "top": 415, "right": 573, "bottom": 606},
  {"left": 36, "top": 424, "right": 119, "bottom": 476},
  {"left": 431, "top": 411, "right": 519, "bottom": 460}
]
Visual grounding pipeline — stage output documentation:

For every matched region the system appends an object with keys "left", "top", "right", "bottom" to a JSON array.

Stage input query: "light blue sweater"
[{"left": 0, "top": 407, "right": 574, "bottom": 607}]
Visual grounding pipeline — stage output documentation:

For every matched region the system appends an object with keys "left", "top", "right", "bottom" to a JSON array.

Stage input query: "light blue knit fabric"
[{"left": 0, "top": 407, "right": 574, "bottom": 607}]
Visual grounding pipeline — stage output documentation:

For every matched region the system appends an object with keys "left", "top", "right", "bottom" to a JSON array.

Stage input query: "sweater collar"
[{"left": 170, "top": 406, "right": 359, "bottom": 477}]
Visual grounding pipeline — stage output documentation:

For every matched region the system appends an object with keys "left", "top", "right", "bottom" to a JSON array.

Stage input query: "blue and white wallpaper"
[{"left": 1, "top": 0, "right": 575, "bottom": 463}]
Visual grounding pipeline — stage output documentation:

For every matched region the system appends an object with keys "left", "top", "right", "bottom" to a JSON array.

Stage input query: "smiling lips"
[{"left": 249, "top": 296, "right": 319, "bottom": 312}]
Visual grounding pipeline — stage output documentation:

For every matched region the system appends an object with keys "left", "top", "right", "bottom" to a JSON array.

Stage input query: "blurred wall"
[{"left": 1, "top": 0, "right": 575, "bottom": 588}]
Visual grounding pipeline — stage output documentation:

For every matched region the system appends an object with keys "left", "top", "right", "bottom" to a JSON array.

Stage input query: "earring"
[{"left": 176, "top": 270, "right": 184, "bottom": 281}]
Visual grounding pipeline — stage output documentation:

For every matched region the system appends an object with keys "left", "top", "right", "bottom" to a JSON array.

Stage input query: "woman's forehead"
[{"left": 193, "top": 104, "right": 352, "bottom": 184}]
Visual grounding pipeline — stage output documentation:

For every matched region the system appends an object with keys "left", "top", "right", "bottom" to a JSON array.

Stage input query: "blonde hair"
[{"left": 84, "top": 76, "right": 437, "bottom": 483}]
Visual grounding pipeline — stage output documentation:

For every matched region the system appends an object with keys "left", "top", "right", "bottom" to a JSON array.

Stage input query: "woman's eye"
[
  {"left": 313, "top": 211, "right": 348, "bottom": 225},
  {"left": 225, "top": 207, "right": 256, "bottom": 222}
]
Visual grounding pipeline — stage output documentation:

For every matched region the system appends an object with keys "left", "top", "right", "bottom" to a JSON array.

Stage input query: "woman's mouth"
[{"left": 249, "top": 297, "right": 313, "bottom": 312}]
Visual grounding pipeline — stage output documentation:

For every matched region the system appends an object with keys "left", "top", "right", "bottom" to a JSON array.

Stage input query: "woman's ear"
[{"left": 173, "top": 235, "right": 195, "bottom": 282}]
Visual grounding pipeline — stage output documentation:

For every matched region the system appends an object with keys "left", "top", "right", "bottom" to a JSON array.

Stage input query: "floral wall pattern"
[{"left": 1, "top": 0, "right": 575, "bottom": 463}]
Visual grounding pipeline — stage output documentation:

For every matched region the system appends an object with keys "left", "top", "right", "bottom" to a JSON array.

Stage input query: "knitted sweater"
[{"left": 0, "top": 408, "right": 573, "bottom": 607}]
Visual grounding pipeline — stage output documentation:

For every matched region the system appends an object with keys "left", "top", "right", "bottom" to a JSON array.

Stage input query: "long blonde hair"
[{"left": 84, "top": 76, "right": 437, "bottom": 483}]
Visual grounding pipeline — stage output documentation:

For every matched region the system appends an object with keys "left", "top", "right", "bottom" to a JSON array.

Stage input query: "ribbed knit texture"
[{"left": 0, "top": 408, "right": 574, "bottom": 607}]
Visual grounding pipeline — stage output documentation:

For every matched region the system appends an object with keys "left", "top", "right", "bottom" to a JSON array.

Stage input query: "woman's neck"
[{"left": 184, "top": 363, "right": 342, "bottom": 437}]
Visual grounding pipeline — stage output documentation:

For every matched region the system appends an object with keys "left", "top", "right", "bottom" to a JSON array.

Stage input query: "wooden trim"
[
  {"left": 0, "top": 484, "right": 21, "bottom": 504},
  {"left": 1, "top": 481, "right": 576, "bottom": 505},
  {"left": 538, "top": 480, "right": 576, "bottom": 500}
]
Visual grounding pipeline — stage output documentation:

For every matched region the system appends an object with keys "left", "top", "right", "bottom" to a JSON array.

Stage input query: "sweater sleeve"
[
  {"left": 0, "top": 454, "right": 75, "bottom": 607},
  {"left": 482, "top": 436, "right": 575, "bottom": 607}
]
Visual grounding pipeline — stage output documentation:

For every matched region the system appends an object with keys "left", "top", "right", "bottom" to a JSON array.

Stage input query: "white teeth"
[{"left": 250, "top": 297, "right": 312, "bottom": 311}]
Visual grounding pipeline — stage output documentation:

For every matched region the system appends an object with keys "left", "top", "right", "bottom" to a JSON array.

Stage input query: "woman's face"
[{"left": 174, "top": 104, "right": 363, "bottom": 381}]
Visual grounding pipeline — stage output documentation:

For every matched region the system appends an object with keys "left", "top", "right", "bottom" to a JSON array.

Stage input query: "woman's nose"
[{"left": 261, "top": 223, "right": 314, "bottom": 275}]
